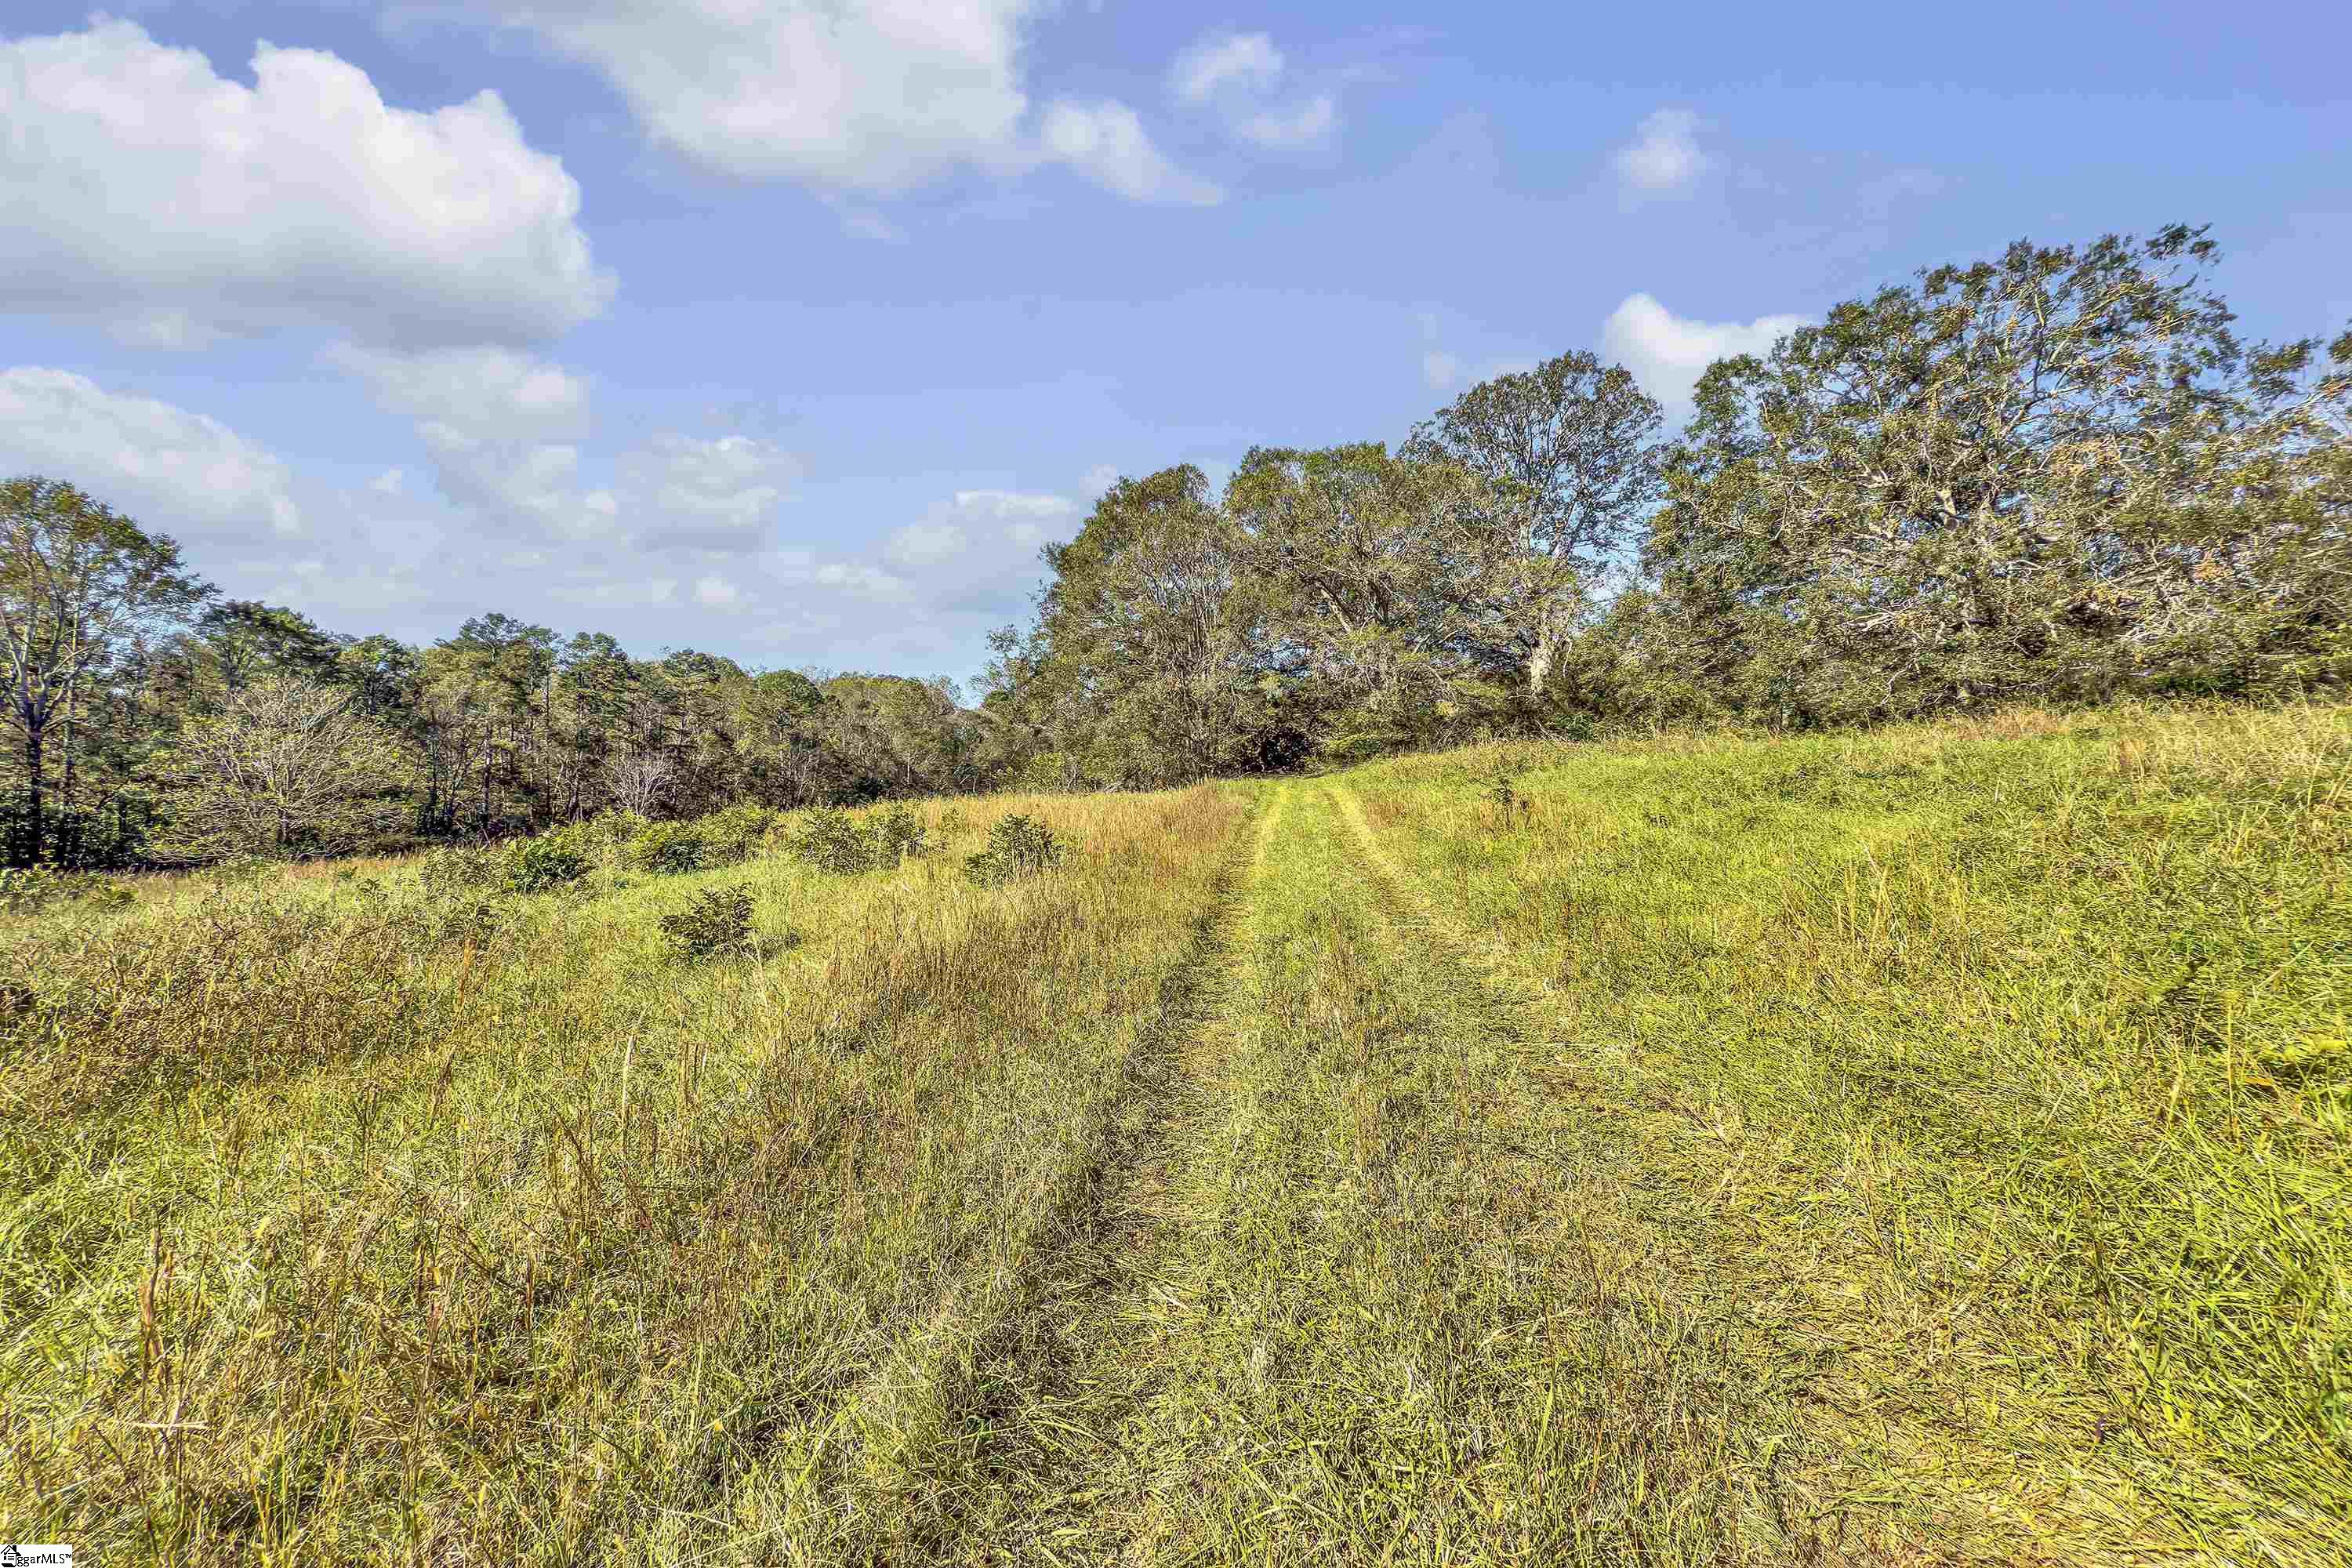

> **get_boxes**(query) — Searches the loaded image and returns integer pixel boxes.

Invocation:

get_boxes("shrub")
[574,809,649,866]
[789,804,932,875]
[964,814,1065,886]
[698,804,778,866]
[419,844,505,897]
[869,805,929,866]
[0,866,134,915]
[506,835,590,894]
[658,885,757,961]
[793,808,873,874]
[632,820,708,876]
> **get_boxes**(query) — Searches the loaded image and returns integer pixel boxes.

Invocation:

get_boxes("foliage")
[0,865,133,915]
[790,804,931,874]
[630,819,710,876]
[2,477,211,866]
[147,677,415,862]
[504,834,590,894]
[655,884,757,961]
[964,813,1065,885]
[1648,225,2352,724]
[695,802,779,865]
[419,844,506,897]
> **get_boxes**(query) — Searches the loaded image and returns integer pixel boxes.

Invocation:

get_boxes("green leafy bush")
[0,867,135,915]
[631,820,709,876]
[657,885,757,961]
[869,805,929,866]
[506,835,590,893]
[790,804,931,874]
[697,804,778,866]
[964,814,1065,886]
[793,808,873,873]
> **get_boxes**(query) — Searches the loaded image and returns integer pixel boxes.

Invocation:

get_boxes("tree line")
[5,225,2347,866]
[986,225,2350,784]
[0,522,1014,866]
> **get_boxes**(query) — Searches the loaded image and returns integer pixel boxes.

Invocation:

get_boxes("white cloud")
[329,345,592,445]
[1237,95,1338,151]
[370,468,407,496]
[1599,293,1808,415]
[463,0,1211,207]
[1171,32,1283,106]
[1611,108,1709,193]
[1040,101,1225,205]
[620,434,800,553]
[1169,29,1338,154]
[1079,465,1120,498]
[885,521,970,568]
[0,368,304,541]
[1421,349,1464,391]
[0,20,611,349]
[693,574,742,608]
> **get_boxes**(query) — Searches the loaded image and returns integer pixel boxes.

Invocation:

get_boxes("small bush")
[419,844,505,897]
[0,867,134,915]
[698,804,778,865]
[426,895,511,949]
[632,820,708,876]
[793,808,874,874]
[869,805,929,866]
[789,804,931,875]
[1480,762,1531,829]
[506,835,590,893]
[964,815,1065,886]
[658,885,757,961]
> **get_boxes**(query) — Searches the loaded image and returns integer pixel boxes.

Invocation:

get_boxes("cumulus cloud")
[1599,293,1808,415]
[620,434,800,553]
[0,20,611,350]
[1040,101,1225,205]
[1171,32,1284,106]
[458,0,1214,205]
[329,345,593,445]
[0,367,304,541]
[1169,28,1339,153]
[1610,108,1709,193]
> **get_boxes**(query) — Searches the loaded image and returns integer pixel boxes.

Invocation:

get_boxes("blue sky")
[3,1,2345,687]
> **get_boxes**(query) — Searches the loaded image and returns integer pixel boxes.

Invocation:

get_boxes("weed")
[505,836,590,893]
[964,813,1064,885]
[656,885,758,960]
[631,819,708,876]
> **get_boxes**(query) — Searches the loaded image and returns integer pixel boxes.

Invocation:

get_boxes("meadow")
[2,699,2347,1566]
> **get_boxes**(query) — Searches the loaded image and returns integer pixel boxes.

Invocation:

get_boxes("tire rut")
[855,785,1287,1566]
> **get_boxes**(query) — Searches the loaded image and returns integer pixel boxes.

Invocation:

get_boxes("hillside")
[2,699,2347,1565]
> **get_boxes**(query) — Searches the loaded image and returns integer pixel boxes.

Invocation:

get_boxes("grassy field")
[2,700,2347,1565]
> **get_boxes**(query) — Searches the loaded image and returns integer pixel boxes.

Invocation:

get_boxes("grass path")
[900,780,1847,1564]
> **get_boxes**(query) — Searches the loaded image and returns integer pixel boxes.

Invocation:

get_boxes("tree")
[187,600,343,694]
[1014,466,1273,786]
[1410,352,1665,695]
[150,677,414,859]
[1650,226,2352,720]
[1,477,211,865]
[1227,443,1513,737]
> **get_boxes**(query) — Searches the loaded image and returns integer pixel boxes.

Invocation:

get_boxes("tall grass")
[0,789,1254,1563]
[1343,699,2352,1563]
[3,702,2345,1565]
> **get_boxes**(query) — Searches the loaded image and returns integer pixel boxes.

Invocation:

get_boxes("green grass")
[2,701,2347,1564]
